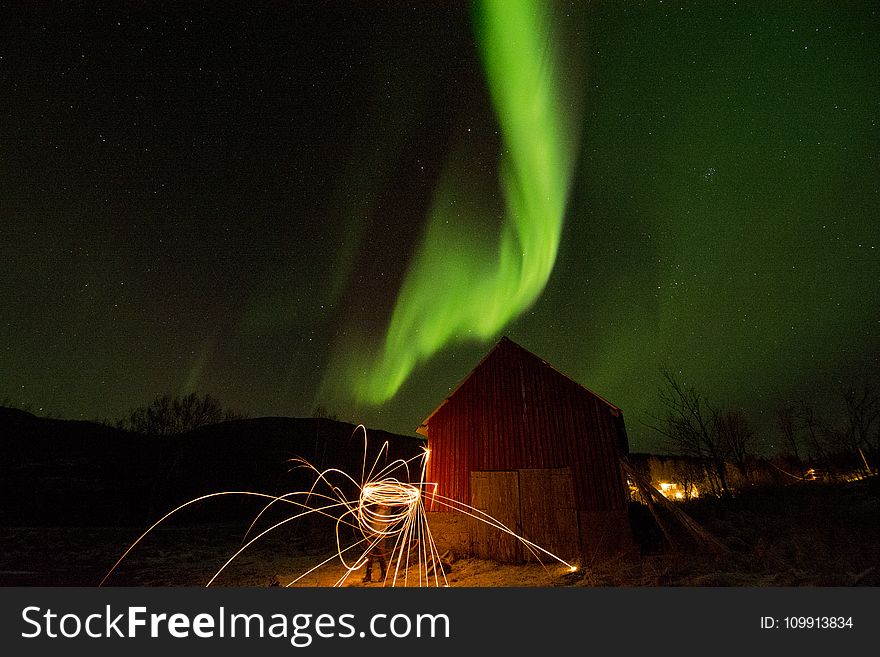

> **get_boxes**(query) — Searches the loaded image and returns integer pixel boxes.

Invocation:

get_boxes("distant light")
[656,481,699,501]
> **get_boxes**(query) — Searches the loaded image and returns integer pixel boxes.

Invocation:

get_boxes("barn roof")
[416,336,621,436]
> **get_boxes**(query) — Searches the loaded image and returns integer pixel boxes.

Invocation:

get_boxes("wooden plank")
[519,468,579,563]
[470,470,521,563]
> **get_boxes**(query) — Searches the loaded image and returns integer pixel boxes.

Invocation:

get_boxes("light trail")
[101,425,576,587]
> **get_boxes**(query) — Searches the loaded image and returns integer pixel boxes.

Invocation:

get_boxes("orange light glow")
[656,481,699,501]
[101,425,574,587]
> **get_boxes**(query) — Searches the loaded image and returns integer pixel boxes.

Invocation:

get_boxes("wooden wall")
[423,338,634,559]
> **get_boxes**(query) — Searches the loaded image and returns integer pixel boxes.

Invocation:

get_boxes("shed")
[418,337,634,562]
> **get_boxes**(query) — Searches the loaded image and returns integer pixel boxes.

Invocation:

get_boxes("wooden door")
[518,468,579,563]
[469,470,521,562]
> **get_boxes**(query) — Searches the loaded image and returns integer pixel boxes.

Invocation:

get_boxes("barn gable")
[419,336,634,561]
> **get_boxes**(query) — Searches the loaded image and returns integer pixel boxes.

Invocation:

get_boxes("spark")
[101,426,575,587]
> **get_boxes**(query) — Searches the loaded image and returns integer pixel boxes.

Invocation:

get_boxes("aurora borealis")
[2,2,878,452]
[323,0,583,405]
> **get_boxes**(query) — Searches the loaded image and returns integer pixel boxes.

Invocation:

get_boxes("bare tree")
[311,405,339,422]
[776,402,805,480]
[776,382,879,480]
[119,393,245,436]
[839,381,879,476]
[670,457,706,500]
[716,408,755,483]
[649,370,732,497]
[793,401,827,465]
[118,393,246,521]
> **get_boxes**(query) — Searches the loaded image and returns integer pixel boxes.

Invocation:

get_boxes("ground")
[2,479,878,587]
[0,524,577,587]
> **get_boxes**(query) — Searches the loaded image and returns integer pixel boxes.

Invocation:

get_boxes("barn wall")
[424,511,472,558]
[424,339,633,557]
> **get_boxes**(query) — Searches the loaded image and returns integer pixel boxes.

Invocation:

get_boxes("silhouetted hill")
[0,408,424,526]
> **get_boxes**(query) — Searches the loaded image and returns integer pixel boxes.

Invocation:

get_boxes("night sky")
[2,2,878,453]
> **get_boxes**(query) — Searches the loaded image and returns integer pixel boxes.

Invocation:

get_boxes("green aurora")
[327,0,584,405]
[1,2,877,453]
[319,2,878,450]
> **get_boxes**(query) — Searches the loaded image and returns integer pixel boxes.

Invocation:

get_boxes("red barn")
[418,337,634,563]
